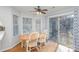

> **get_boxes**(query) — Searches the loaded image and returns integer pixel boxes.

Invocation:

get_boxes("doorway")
[49,15,73,48]
[49,17,58,42]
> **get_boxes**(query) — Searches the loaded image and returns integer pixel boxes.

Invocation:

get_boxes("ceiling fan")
[32,6,48,14]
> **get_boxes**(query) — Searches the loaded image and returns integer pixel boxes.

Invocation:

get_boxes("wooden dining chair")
[28,32,39,52]
[19,34,29,48]
[38,32,47,48]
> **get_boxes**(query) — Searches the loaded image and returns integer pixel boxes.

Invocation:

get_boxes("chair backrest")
[39,32,47,39]
[30,32,39,41]
[39,32,47,42]
[28,32,39,47]
[19,34,29,41]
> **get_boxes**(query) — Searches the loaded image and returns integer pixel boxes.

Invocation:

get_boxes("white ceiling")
[11,6,74,15]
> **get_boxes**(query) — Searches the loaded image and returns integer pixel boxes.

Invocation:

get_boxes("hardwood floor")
[5,41,58,52]
[5,43,26,52]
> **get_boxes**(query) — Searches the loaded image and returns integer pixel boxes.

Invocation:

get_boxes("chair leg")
[38,43,42,49]
[39,42,46,49]
[43,42,46,46]
[26,41,29,52]
[36,46,39,51]
[26,47,28,52]
[21,41,23,48]
[29,47,31,52]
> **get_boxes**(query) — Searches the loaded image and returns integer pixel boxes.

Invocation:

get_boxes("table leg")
[26,41,29,52]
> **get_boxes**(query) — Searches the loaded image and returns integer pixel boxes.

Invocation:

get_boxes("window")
[23,17,32,34]
[13,15,19,36]
[36,19,41,32]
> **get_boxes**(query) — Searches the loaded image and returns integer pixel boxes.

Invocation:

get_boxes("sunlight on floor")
[56,45,73,52]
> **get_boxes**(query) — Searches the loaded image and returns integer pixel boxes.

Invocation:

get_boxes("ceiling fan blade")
[41,11,46,14]
[34,7,41,11]
[42,9,48,11]
[34,8,37,10]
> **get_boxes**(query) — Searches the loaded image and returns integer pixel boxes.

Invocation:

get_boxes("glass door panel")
[49,15,73,49]
[60,15,73,48]
[49,17,58,42]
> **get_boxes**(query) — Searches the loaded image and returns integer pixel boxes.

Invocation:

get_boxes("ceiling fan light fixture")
[36,11,42,15]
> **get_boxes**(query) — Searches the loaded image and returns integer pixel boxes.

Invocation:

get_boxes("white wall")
[0,7,21,51]
[11,7,21,47]
[0,7,13,51]
[0,21,3,26]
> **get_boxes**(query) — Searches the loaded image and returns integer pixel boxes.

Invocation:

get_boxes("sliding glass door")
[60,15,73,48]
[49,14,73,48]
[49,17,58,42]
